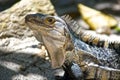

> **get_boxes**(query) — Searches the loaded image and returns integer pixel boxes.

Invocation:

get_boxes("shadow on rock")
[0,50,55,80]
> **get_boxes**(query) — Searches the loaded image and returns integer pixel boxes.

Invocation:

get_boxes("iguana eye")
[44,17,55,25]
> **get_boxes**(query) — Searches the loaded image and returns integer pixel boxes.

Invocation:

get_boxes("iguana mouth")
[25,14,44,25]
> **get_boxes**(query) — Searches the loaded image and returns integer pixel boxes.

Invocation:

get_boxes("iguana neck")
[40,29,74,68]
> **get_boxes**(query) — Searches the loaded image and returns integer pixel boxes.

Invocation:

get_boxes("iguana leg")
[63,62,84,80]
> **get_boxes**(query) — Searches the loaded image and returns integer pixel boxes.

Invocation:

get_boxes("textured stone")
[0,0,55,39]
[0,37,55,80]
[0,0,57,80]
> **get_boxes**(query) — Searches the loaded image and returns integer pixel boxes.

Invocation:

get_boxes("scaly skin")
[62,15,120,53]
[25,13,120,80]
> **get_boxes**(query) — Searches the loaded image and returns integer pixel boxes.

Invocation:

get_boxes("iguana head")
[25,13,72,68]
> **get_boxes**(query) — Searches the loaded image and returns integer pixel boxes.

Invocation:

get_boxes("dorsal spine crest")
[62,15,120,53]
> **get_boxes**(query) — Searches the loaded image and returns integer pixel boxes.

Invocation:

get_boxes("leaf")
[78,4,118,30]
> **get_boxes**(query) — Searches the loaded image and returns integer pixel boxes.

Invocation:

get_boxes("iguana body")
[25,13,120,80]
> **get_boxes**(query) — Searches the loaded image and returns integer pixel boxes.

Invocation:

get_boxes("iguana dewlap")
[25,13,120,80]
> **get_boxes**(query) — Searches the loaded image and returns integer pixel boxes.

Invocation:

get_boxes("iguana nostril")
[25,14,34,22]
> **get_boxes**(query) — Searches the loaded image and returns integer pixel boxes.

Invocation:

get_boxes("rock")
[0,0,55,39]
[0,0,56,80]
[0,37,55,80]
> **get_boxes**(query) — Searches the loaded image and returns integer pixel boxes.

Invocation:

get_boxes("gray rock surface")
[0,0,56,80]
[0,0,55,39]
[0,37,55,80]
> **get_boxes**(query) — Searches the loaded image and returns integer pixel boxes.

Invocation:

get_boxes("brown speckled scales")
[62,15,120,54]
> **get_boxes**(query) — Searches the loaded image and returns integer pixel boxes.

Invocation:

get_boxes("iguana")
[25,13,120,80]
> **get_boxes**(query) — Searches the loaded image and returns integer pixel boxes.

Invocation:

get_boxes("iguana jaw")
[25,13,70,68]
